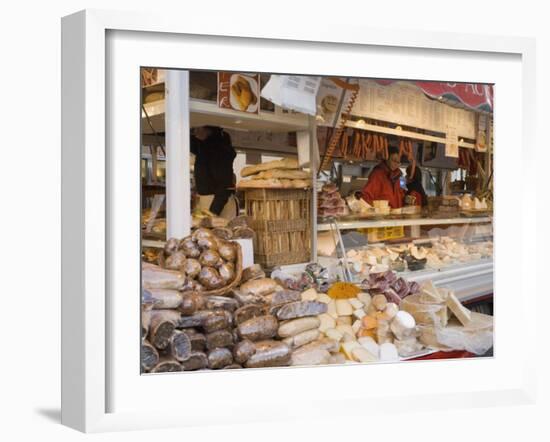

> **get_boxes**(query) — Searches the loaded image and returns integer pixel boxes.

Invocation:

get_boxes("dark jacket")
[190,128,236,215]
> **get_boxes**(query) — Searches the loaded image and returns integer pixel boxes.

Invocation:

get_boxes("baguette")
[241,158,299,177]
[251,169,311,180]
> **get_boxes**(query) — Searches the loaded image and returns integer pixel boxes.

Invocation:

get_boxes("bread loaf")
[241,158,299,177]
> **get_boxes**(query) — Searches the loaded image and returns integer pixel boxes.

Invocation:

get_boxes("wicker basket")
[244,188,311,268]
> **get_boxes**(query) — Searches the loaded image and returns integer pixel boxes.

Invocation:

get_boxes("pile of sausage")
[141,263,345,373]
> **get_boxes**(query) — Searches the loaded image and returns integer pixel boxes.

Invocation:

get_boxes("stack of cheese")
[373,200,390,216]
[401,281,493,355]
[307,287,424,362]
[237,158,311,189]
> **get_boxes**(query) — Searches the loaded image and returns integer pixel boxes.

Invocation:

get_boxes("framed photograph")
[61,9,537,433]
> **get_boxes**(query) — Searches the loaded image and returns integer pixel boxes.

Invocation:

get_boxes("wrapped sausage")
[208,348,233,369]
[164,251,187,270]
[205,329,234,350]
[164,238,179,255]
[180,237,201,259]
[245,341,291,368]
[142,263,186,290]
[150,357,182,373]
[276,301,328,320]
[283,329,320,350]
[147,289,182,310]
[149,310,181,349]
[203,310,233,333]
[199,250,222,268]
[198,266,224,290]
[179,292,206,316]
[238,315,278,341]
[191,228,215,242]
[169,330,192,362]
[181,352,208,371]
[218,262,235,283]
[218,242,237,263]
[141,340,159,372]
[233,339,256,364]
[241,264,265,283]
[182,258,201,279]
[240,278,281,297]
[278,317,320,338]
[182,329,206,352]
[212,227,233,240]
[205,295,239,312]
[234,304,266,325]
[197,236,218,252]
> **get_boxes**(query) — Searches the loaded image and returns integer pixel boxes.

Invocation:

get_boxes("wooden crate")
[244,188,311,268]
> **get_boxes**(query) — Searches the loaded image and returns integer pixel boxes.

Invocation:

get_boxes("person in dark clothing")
[190,126,237,216]
[405,164,428,207]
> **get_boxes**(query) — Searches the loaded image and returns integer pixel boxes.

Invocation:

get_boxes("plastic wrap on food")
[400,294,448,327]
[419,313,493,355]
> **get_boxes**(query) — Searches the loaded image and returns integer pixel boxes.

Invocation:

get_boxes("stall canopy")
[374,80,493,113]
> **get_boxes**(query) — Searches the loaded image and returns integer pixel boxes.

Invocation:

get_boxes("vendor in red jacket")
[361,146,404,208]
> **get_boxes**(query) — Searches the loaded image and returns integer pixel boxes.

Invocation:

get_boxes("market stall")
[139,68,494,373]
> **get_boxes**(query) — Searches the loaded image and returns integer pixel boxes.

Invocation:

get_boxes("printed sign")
[445,125,459,158]
[475,114,488,152]
[218,72,260,114]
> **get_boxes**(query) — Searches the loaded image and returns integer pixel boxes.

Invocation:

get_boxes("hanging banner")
[374,79,493,112]
[217,72,260,114]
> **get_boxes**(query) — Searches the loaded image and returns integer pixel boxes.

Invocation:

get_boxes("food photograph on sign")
[140,68,494,374]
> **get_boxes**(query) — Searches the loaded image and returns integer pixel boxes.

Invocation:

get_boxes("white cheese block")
[446,291,472,326]
[357,292,372,308]
[358,336,379,358]
[325,328,344,342]
[383,303,399,320]
[316,293,332,304]
[348,298,364,310]
[328,353,347,365]
[335,299,354,316]
[353,308,366,320]
[301,288,318,301]
[317,313,336,333]
[336,324,355,340]
[352,319,362,335]
[341,340,362,360]
[327,300,338,319]
[379,342,399,361]
[372,294,387,311]
[352,346,378,363]
[336,316,352,326]
[390,311,416,340]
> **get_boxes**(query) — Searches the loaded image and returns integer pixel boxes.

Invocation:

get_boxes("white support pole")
[165,70,190,239]
[308,115,319,263]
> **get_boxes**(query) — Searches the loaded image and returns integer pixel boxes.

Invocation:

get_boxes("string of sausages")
[399,138,416,179]
[340,129,389,161]
[318,85,360,172]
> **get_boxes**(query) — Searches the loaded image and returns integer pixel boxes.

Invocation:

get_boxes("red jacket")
[362,162,404,208]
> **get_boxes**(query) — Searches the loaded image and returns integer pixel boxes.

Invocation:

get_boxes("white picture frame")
[61,9,537,433]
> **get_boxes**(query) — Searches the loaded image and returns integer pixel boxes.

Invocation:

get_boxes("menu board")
[352,80,476,140]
